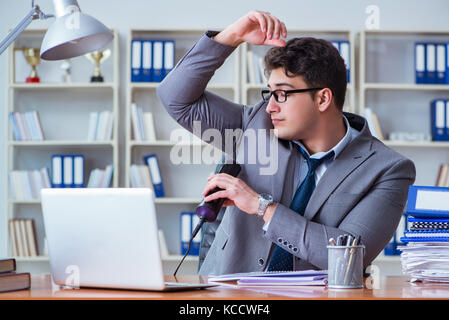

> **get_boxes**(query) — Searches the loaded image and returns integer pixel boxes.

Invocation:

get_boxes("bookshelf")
[240,29,356,113]
[4,29,120,266]
[359,30,449,269]
[359,29,449,183]
[125,29,241,272]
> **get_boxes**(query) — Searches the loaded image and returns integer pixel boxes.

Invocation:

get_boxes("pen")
[329,238,336,246]
[344,235,353,259]
[343,236,359,285]
[336,235,344,246]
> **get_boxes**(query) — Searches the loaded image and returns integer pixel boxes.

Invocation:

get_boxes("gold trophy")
[85,49,111,82]
[22,48,41,83]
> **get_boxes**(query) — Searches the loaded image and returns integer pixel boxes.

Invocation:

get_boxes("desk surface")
[1,275,449,300]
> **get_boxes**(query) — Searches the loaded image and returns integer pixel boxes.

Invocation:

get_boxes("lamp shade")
[40,12,113,61]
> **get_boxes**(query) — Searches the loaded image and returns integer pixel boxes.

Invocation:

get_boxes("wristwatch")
[257,193,274,217]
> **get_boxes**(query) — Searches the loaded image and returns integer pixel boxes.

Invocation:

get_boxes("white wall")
[1,0,449,269]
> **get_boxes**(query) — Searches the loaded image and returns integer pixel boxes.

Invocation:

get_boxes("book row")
[9,111,45,141]
[8,164,114,200]
[129,154,164,197]
[131,39,174,82]
[8,219,39,257]
[436,164,449,187]
[9,168,51,201]
[87,111,114,141]
[130,103,156,141]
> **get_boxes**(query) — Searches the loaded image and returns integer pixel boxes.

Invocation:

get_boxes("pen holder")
[327,245,365,289]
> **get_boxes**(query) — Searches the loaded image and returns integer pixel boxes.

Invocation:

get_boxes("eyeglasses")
[261,88,324,103]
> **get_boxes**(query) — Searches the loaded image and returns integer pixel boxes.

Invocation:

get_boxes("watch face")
[260,193,273,202]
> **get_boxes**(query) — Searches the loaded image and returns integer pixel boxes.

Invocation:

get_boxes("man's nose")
[265,97,280,114]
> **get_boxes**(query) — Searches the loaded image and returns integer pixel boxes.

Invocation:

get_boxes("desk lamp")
[0,0,113,60]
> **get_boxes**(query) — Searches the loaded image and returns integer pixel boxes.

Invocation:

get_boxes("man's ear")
[316,88,333,112]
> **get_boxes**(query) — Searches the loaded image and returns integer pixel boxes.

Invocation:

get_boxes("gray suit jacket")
[157,31,416,276]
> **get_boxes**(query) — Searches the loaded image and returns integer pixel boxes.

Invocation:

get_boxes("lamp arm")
[0,5,53,55]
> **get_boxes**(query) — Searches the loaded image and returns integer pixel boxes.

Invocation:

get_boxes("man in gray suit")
[157,11,416,275]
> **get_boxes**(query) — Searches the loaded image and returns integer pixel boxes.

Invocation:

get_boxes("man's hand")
[202,173,259,215]
[213,10,287,48]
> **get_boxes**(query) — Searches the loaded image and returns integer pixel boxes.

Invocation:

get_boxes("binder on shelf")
[63,155,73,188]
[142,40,153,82]
[73,155,84,188]
[426,43,436,84]
[143,154,165,197]
[180,212,191,255]
[436,43,446,84]
[384,214,407,256]
[163,40,175,79]
[51,155,63,188]
[330,41,350,83]
[430,99,446,141]
[152,40,164,82]
[131,39,143,82]
[415,43,426,84]
[446,101,449,140]
[339,41,350,83]
[446,43,449,85]
[180,212,200,256]
[191,213,201,255]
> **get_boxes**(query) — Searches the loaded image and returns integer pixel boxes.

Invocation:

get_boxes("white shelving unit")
[125,29,241,274]
[3,29,120,270]
[359,30,449,274]
[240,29,356,113]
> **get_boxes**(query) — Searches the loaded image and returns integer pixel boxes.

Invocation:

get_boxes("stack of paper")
[398,186,449,283]
[208,270,327,287]
[399,242,449,283]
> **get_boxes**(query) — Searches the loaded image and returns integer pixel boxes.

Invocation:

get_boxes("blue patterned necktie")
[267,147,335,271]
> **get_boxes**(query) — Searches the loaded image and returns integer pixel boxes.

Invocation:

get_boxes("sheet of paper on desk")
[208,270,327,282]
[237,275,328,286]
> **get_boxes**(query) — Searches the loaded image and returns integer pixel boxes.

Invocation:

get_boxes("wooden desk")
[1,275,449,300]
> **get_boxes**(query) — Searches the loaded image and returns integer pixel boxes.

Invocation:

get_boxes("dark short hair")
[264,37,347,111]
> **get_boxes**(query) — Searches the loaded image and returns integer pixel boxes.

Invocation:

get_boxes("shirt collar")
[294,115,353,160]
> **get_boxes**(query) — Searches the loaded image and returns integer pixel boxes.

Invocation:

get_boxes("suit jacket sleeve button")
[278,238,283,243]
[258,258,264,266]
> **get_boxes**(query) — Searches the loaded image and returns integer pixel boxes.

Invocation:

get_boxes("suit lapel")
[304,149,374,221]
[303,117,375,221]
[271,139,295,204]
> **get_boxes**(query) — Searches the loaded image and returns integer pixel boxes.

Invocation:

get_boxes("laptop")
[41,188,216,291]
